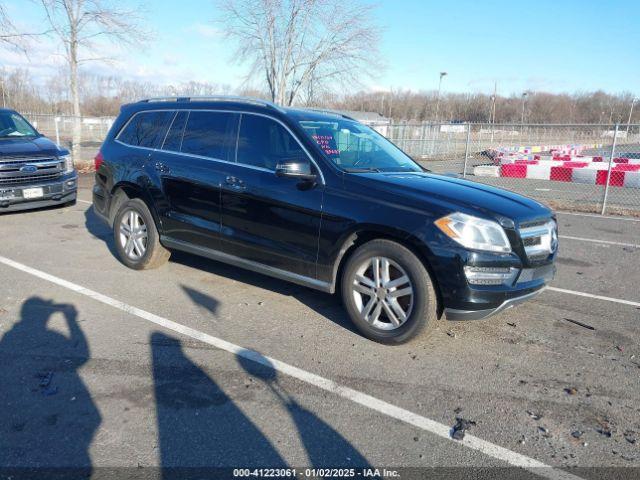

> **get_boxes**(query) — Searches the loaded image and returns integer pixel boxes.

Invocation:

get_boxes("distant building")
[340,110,390,135]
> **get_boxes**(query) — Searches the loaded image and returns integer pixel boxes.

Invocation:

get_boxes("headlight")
[61,154,74,173]
[435,212,512,253]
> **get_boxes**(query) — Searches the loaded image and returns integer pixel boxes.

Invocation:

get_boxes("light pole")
[626,97,637,135]
[434,71,447,121]
[520,91,528,139]
[520,91,528,124]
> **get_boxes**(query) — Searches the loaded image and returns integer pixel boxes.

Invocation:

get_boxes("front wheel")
[341,239,438,344]
[113,198,170,270]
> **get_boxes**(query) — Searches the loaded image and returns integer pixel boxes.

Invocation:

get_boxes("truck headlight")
[435,212,512,253]
[61,155,74,173]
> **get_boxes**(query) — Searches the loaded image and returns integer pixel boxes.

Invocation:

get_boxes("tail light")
[94,151,104,171]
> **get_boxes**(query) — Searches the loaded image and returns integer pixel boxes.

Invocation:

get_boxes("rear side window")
[117,111,173,148]
[181,111,238,161]
[236,114,306,170]
[162,111,188,152]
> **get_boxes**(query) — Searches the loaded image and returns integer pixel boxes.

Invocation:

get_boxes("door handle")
[155,162,170,173]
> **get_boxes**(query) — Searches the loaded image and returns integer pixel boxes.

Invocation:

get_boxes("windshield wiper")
[343,167,382,173]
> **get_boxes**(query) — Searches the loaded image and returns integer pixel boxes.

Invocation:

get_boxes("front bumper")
[439,259,556,320]
[422,241,556,321]
[0,172,78,213]
[444,287,546,320]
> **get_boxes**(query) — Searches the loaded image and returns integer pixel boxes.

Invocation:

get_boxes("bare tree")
[217,0,382,106]
[0,4,34,50]
[37,0,147,161]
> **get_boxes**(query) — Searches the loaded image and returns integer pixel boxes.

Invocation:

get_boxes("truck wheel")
[113,198,170,270]
[341,239,438,344]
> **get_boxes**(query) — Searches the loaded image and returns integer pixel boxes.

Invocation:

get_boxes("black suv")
[93,96,557,344]
[0,108,77,212]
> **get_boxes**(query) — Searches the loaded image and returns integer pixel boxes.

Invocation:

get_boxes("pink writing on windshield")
[312,134,339,156]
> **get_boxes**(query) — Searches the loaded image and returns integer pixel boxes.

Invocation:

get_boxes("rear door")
[150,110,239,251]
[218,113,324,279]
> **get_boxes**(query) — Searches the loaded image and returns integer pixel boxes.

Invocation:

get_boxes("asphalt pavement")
[0,174,639,480]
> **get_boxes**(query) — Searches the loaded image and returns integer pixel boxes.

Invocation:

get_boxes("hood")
[350,171,552,224]
[0,136,62,156]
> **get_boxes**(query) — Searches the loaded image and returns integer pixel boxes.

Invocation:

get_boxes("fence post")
[462,123,471,177]
[54,117,60,146]
[600,124,619,215]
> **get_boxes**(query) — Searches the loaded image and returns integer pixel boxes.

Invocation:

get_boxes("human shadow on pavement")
[237,354,372,469]
[151,332,288,479]
[171,250,359,336]
[0,297,101,478]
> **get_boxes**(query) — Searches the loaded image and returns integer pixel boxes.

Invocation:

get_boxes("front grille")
[519,219,548,229]
[0,155,56,164]
[0,172,62,186]
[0,155,64,185]
[523,237,541,247]
[519,219,557,260]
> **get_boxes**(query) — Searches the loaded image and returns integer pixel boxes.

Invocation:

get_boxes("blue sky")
[3,0,639,96]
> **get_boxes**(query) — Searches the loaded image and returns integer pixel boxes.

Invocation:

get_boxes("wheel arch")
[330,226,444,317]
[109,181,162,232]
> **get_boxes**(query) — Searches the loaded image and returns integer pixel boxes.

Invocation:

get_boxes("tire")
[341,239,438,344]
[113,198,170,270]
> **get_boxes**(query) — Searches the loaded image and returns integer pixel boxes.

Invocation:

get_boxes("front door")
[219,113,324,280]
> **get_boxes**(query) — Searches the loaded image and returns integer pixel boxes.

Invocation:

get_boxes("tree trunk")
[69,36,81,166]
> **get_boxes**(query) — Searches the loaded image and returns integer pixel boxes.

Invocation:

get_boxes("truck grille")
[519,219,558,260]
[0,172,63,185]
[0,156,64,186]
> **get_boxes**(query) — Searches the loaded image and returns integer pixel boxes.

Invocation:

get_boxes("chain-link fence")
[25,114,114,170]
[378,122,640,216]
[21,113,640,216]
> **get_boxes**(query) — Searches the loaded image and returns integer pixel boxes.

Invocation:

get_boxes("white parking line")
[557,211,640,222]
[546,287,640,308]
[0,253,581,480]
[77,199,92,205]
[559,235,639,248]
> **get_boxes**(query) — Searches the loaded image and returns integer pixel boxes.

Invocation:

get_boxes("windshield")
[0,112,39,138]
[298,118,422,173]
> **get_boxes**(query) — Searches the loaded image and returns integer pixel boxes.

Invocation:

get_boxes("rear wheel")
[113,198,170,270]
[341,239,438,344]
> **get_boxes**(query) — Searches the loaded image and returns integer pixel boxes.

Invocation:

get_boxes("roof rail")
[301,108,356,120]
[137,95,285,112]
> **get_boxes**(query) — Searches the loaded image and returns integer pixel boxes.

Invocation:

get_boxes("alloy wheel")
[119,209,148,260]
[352,256,414,330]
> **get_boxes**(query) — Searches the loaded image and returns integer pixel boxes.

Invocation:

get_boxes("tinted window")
[117,111,173,148]
[237,114,306,170]
[181,111,238,160]
[162,111,188,152]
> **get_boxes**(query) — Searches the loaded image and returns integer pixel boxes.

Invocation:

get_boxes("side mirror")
[275,160,316,181]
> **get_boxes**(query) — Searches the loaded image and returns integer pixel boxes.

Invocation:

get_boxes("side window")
[162,111,188,152]
[181,111,238,160]
[237,114,307,170]
[117,111,173,148]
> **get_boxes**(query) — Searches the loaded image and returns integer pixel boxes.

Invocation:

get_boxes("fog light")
[464,266,518,285]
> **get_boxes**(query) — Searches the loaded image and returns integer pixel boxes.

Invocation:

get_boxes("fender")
[109,178,164,233]
[327,224,439,294]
